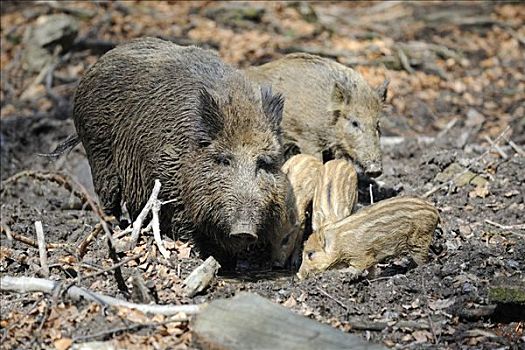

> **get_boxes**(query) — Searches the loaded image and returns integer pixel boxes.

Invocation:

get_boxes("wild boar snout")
[364,161,382,178]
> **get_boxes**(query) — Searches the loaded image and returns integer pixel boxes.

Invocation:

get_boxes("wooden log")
[489,277,525,305]
[489,278,525,322]
[192,292,386,350]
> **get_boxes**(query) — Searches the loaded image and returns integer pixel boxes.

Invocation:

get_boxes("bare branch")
[0,276,203,316]
[130,179,161,247]
[34,221,49,277]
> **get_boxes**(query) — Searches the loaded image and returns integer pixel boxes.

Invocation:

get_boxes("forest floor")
[1,2,524,349]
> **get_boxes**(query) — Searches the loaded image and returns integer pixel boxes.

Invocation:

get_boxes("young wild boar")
[297,197,439,279]
[271,154,323,268]
[311,159,358,232]
[73,37,288,267]
[245,53,388,177]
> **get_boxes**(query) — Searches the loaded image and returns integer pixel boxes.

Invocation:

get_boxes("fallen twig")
[0,276,203,316]
[346,317,432,331]
[184,256,221,297]
[151,199,170,259]
[76,224,102,258]
[0,222,13,242]
[2,170,128,293]
[34,221,49,277]
[484,135,508,159]
[128,179,170,258]
[131,273,153,304]
[423,126,510,198]
[380,136,435,147]
[279,45,352,59]
[437,118,458,139]
[1,224,69,250]
[62,173,128,294]
[1,171,88,205]
[396,47,414,73]
[506,138,525,157]
[79,253,144,284]
[62,253,145,298]
[130,180,161,246]
[316,286,348,311]
[366,275,408,284]
[485,219,525,231]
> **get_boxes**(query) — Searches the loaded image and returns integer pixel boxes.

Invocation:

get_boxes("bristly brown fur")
[73,37,288,267]
[312,159,358,232]
[246,52,388,177]
[298,196,440,279]
[271,154,323,268]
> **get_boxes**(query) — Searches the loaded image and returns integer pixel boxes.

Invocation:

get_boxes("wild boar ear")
[261,86,284,129]
[198,88,223,140]
[329,82,348,124]
[376,79,389,103]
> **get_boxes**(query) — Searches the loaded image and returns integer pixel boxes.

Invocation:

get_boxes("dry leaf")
[54,337,72,350]
[0,247,12,260]
[504,190,519,197]
[428,297,455,310]
[165,322,184,336]
[283,295,297,308]
[176,241,192,259]
[413,330,432,343]
[401,334,413,342]
[383,339,395,347]
[469,183,489,198]
[117,307,148,323]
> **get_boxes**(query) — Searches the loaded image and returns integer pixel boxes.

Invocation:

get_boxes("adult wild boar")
[245,53,388,177]
[73,37,288,266]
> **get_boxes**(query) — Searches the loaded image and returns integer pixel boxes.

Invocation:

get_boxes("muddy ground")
[1,2,524,349]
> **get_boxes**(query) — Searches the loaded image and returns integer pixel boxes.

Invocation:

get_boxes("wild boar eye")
[307,251,315,260]
[256,155,275,172]
[351,120,360,129]
[281,233,290,245]
[215,154,231,166]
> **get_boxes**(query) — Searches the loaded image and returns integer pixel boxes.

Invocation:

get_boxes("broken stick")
[127,179,170,258]
[34,221,49,277]
[151,199,170,259]
[484,135,508,159]
[130,179,161,246]
[0,275,202,316]
[183,256,221,297]
[1,225,68,250]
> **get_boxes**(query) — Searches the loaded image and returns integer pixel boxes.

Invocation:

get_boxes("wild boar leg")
[82,140,122,218]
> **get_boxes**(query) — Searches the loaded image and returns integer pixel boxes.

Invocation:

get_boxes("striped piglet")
[298,197,439,279]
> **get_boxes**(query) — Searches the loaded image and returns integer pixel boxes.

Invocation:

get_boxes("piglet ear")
[261,86,284,130]
[376,79,389,103]
[198,88,223,143]
[322,229,336,252]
